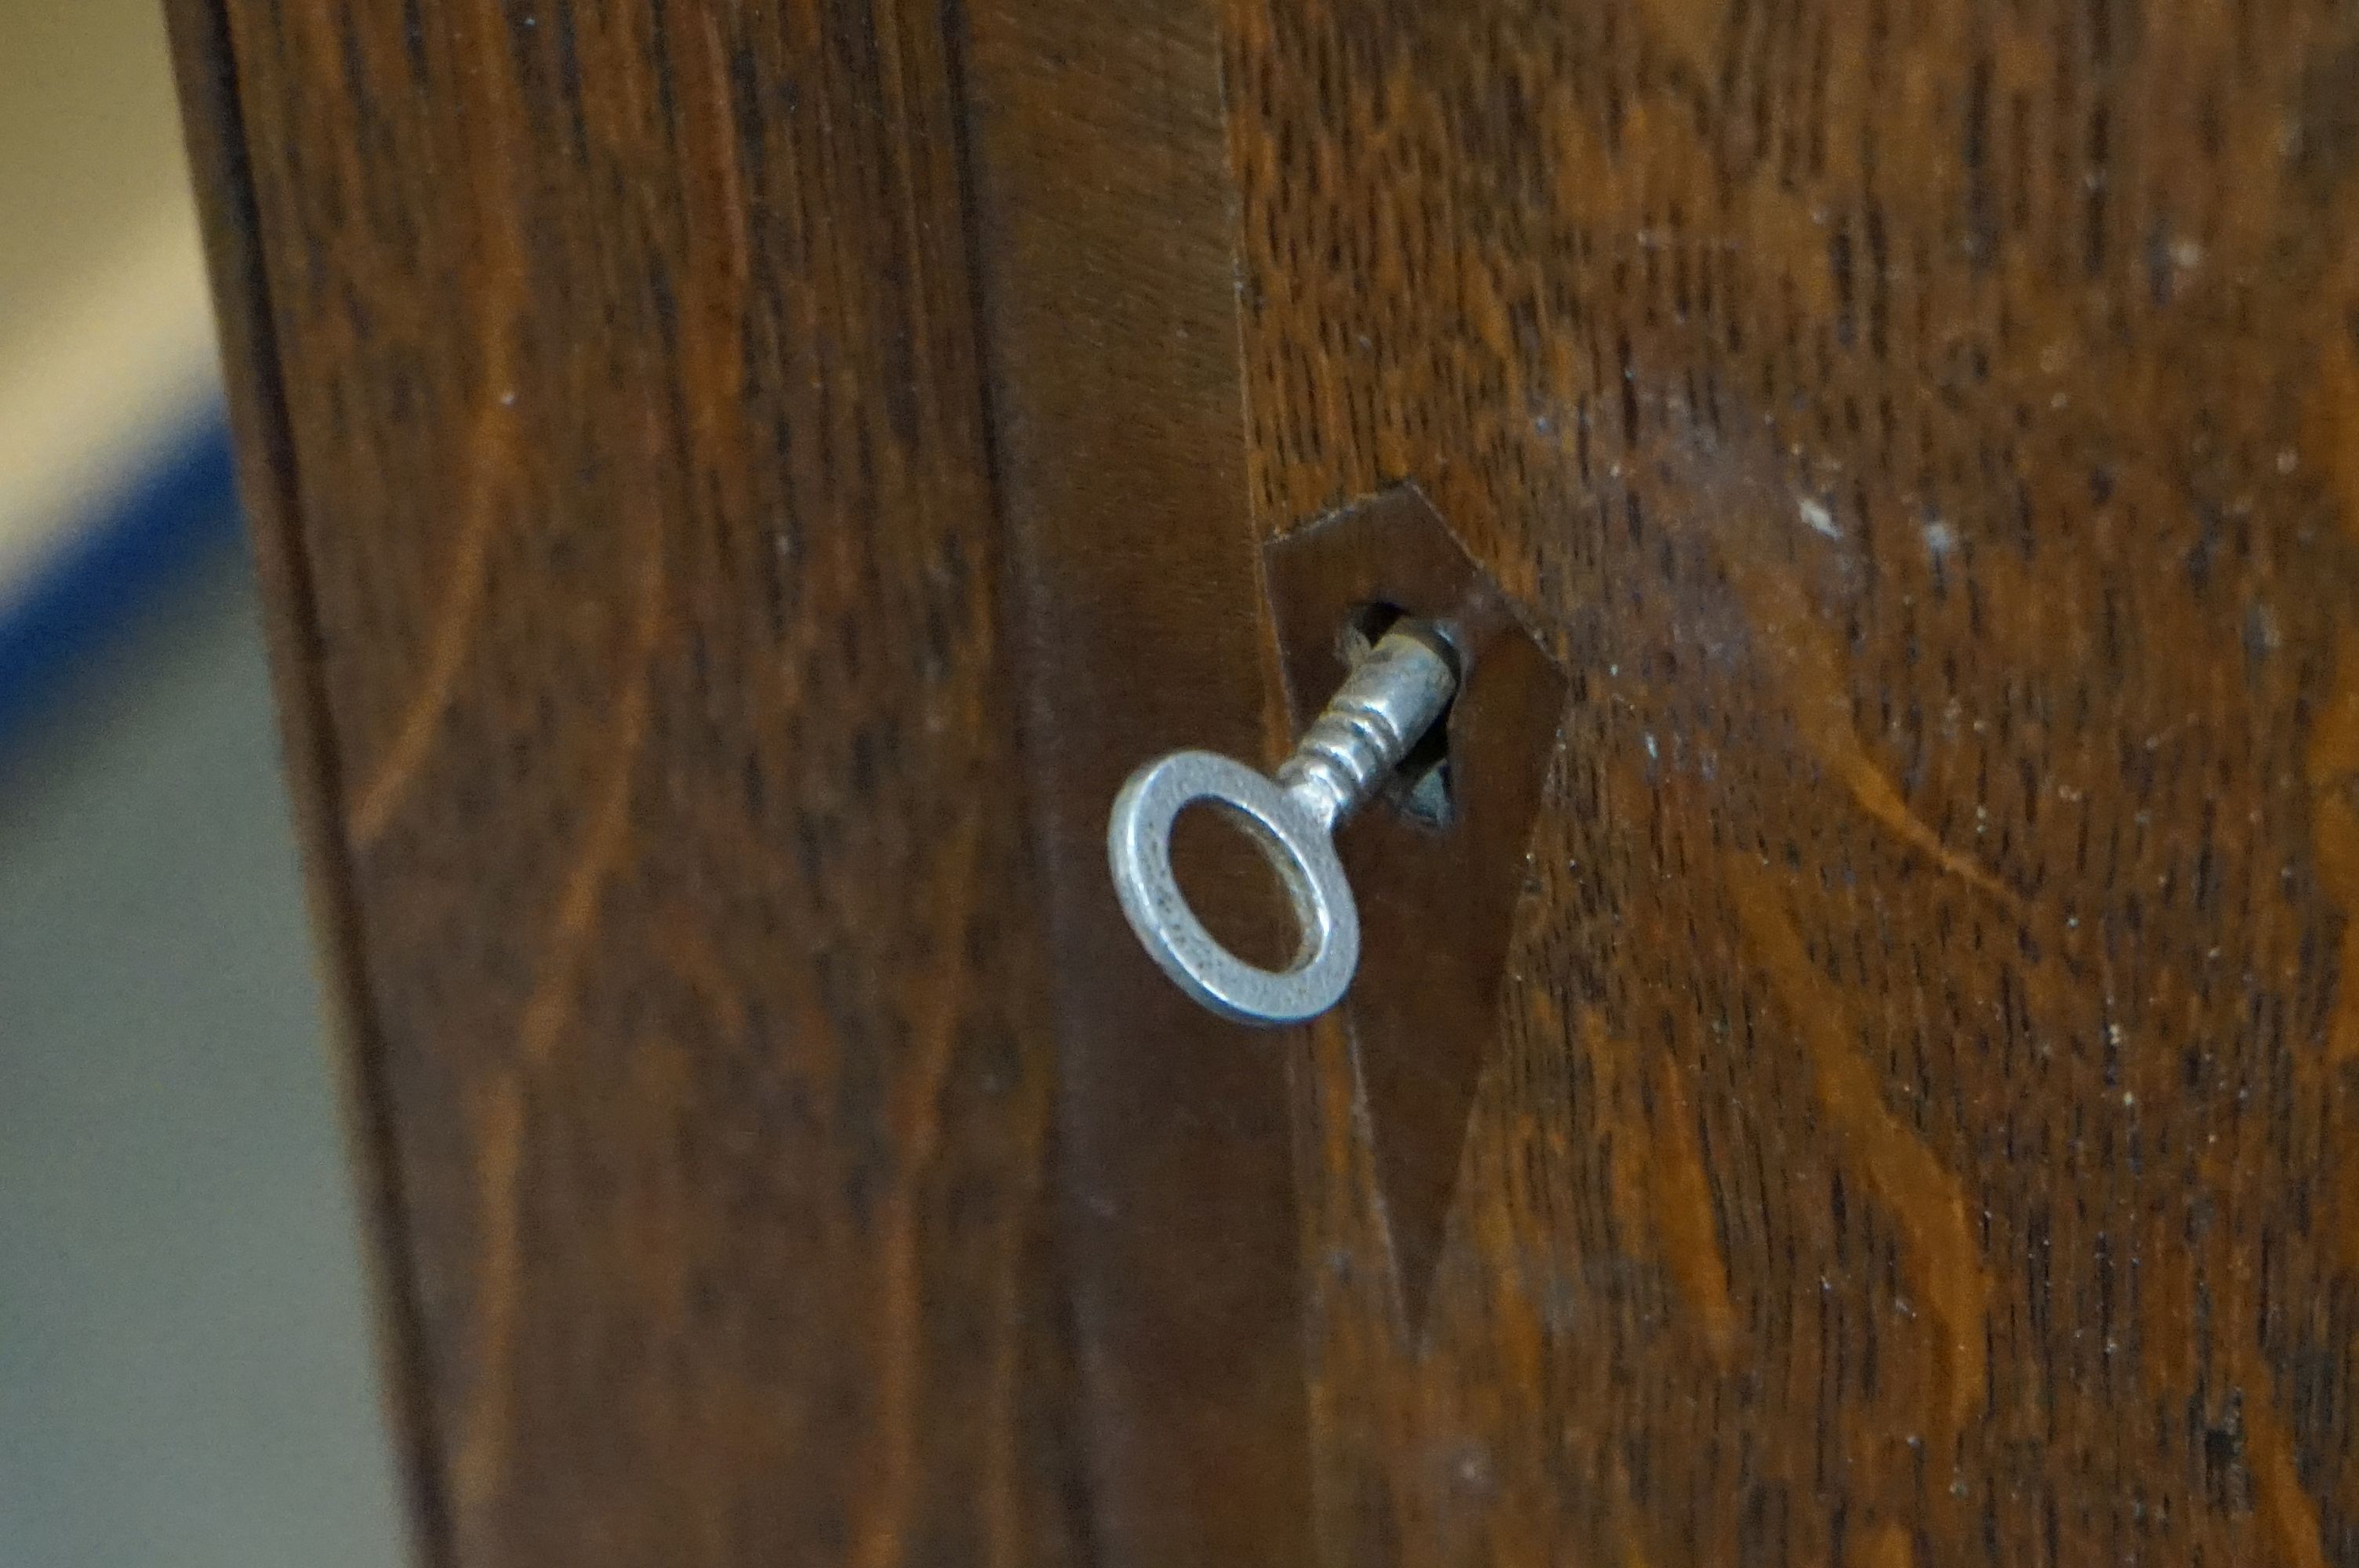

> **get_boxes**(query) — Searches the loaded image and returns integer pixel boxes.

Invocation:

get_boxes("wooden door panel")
[1227,0,2359,1561]
[171,0,2359,1562]
[169,2,1083,1563]
[957,2,1311,1563]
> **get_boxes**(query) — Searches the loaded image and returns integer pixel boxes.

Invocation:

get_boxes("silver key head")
[1105,750,1360,1025]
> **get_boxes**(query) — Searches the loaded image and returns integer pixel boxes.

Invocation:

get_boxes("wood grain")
[171,2,1085,1563]
[1262,488,1568,1337]
[1224,0,2359,1560]
[178,0,2359,1558]
[956,2,1312,1563]
[165,6,451,1562]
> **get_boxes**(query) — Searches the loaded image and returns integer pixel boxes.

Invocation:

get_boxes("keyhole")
[1343,601,1456,829]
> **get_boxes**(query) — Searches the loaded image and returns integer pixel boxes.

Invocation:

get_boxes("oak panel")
[958,1,1311,1561]
[1226,0,2359,1560]
[173,2,1083,1563]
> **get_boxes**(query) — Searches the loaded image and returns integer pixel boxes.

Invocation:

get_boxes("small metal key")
[1107,623,1458,1025]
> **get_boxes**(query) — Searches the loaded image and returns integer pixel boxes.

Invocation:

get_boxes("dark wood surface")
[168,2,1085,1563]
[175,0,2359,1561]
[1227,0,2359,1560]
[163,6,453,1562]
[1262,488,1569,1337]
[956,2,1312,1562]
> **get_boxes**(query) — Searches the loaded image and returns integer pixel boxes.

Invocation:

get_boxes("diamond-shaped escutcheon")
[1264,486,1568,1334]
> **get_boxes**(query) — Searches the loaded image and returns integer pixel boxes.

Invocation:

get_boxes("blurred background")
[0,2,406,1562]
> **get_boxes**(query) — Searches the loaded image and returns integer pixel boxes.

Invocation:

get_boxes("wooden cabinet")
[171,0,2359,1562]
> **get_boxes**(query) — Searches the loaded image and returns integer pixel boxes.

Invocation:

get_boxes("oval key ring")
[1107,751,1361,1023]
[1105,625,1457,1025]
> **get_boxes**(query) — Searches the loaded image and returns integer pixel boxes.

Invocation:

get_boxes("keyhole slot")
[1342,602,1459,829]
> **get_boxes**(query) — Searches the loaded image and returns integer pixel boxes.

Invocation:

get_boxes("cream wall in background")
[0,0,222,598]
[0,3,409,1564]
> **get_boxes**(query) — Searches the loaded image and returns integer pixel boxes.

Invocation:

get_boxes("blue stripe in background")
[0,408,244,749]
